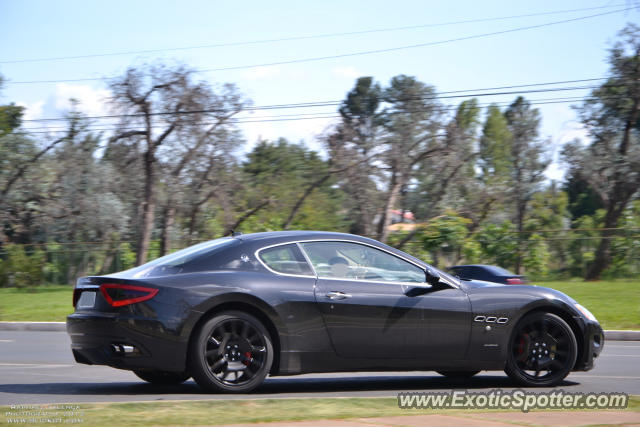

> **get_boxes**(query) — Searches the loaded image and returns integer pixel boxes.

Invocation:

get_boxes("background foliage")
[0,25,639,287]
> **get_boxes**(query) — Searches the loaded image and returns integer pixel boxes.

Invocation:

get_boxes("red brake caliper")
[242,352,253,366]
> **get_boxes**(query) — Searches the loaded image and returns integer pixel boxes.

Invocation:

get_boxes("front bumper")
[66,312,189,373]
[573,317,604,371]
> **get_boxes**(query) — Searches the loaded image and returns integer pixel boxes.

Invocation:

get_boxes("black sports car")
[67,231,603,393]
[449,264,528,285]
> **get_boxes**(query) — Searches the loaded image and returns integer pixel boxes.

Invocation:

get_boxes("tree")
[0,79,67,244]
[563,24,640,279]
[504,97,550,273]
[563,169,604,220]
[108,64,247,263]
[376,75,446,243]
[241,139,346,232]
[466,104,514,228]
[326,77,383,237]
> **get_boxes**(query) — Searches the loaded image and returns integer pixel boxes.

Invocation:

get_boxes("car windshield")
[119,238,236,278]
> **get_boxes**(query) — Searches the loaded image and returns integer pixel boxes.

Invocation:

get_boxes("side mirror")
[425,268,441,286]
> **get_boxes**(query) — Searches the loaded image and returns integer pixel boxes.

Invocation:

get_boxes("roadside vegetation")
[0,281,637,329]
[0,396,638,426]
[0,285,72,322]
[1,25,639,290]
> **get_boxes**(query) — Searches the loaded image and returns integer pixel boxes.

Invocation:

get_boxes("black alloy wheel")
[189,311,273,393]
[505,312,577,387]
[133,369,191,385]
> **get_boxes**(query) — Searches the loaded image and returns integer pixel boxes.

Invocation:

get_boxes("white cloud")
[53,83,111,117]
[331,66,362,79]
[544,121,591,182]
[556,122,590,146]
[16,100,45,121]
[239,115,336,156]
[241,66,281,81]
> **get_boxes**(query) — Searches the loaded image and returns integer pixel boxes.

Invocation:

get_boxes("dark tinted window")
[259,244,314,276]
[482,265,514,276]
[128,238,237,278]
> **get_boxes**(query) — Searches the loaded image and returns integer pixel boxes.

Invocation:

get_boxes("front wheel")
[133,370,190,385]
[505,312,577,387]
[188,311,273,393]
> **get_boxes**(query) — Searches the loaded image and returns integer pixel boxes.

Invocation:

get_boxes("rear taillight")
[99,283,158,307]
[506,278,524,285]
[72,288,82,307]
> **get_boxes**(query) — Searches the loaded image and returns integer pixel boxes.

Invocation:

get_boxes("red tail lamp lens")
[507,278,524,285]
[100,283,158,307]
[72,288,82,307]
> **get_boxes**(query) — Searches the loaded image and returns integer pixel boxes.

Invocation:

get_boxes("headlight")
[575,303,598,322]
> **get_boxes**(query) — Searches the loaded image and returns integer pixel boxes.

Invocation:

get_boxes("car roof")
[232,230,427,266]
[234,230,375,244]
[450,264,495,269]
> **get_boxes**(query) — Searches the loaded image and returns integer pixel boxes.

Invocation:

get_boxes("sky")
[0,0,637,181]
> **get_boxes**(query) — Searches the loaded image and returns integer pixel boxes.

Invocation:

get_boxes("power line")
[5,7,633,86]
[18,94,619,134]
[198,8,633,73]
[20,81,602,124]
[0,4,628,65]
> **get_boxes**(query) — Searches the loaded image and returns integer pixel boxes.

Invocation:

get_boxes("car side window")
[299,241,425,283]
[259,244,314,276]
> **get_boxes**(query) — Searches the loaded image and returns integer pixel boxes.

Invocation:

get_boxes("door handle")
[325,291,352,300]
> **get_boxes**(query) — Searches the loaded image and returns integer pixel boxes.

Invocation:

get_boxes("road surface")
[0,331,638,404]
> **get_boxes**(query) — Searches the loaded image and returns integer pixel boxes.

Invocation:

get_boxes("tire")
[188,310,274,393]
[505,312,577,387]
[133,369,190,385]
[436,370,480,379]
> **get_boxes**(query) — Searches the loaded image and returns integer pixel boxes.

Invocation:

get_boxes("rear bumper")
[66,313,189,373]
[573,318,604,371]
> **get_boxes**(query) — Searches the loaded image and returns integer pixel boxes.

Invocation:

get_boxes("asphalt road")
[0,331,638,404]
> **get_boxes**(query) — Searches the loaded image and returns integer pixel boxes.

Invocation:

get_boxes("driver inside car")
[328,256,349,278]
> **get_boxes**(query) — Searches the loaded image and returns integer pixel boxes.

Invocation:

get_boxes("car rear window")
[258,244,314,276]
[127,238,237,278]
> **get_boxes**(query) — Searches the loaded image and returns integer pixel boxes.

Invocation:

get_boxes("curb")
[0,322,639,340]
[604,330,640,341]
[0,321,66,331]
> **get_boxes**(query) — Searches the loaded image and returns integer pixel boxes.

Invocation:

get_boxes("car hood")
[460,280,577,304]
[460,279,506,288]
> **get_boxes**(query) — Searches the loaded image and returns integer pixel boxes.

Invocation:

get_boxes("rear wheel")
[133,370,190,385]
[505,312,577,387]
[189,311,273,393]
[436,370,480,379]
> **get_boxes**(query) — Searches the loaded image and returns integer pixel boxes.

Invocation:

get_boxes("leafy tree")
[0,244,47,288]
[504,97,550,273]
[563,169,604,220]
[474,221,519,270]
[418,211,472,268]
[327,76,383,237]
[241,139,346,232]
[562,24,640,279]
[0,75,25,136]
[108,64,248,263]
[409,99,481,218]
[461,104,512,230]
[521,234,551,279]
[376,75,446,242]
[525,185,571,273]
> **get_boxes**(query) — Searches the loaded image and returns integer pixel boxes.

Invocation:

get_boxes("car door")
[300,241,471,360]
